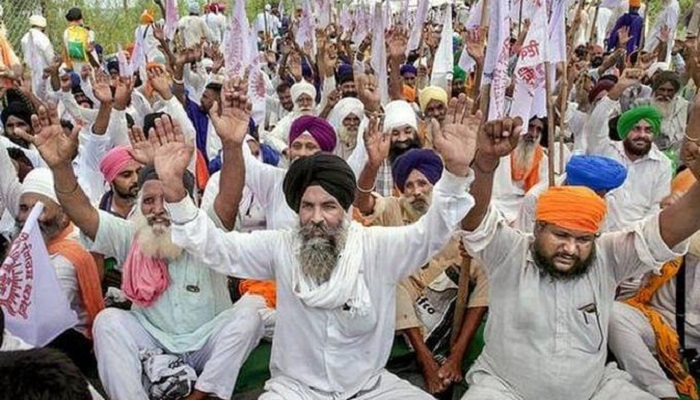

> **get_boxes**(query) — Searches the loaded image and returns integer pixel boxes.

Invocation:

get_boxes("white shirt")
[461,207,687,400]
[205,12,227,44]
[51,254,88,335]
[643,0,680,61]
[167,171,475,395]
[20,28,54,74]
[584,96,672,231]
[255,12,281,36]
[178,15,214,49]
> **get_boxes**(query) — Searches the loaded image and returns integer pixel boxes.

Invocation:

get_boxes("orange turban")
[239,280,277,308]
[629,0,641,7]
[403,85,416,102]
[140,9,155,25]
[536,187,607,234]
[672,169,696,195]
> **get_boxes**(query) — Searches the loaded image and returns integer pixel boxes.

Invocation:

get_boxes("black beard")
[388,138,421,163]
[532,244,596,282]
[7,135,30,149]
[623,137,652,157]
[113,184,139,201]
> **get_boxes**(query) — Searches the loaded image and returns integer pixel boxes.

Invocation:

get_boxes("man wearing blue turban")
[515,155,628,233]
[355,148,489,396]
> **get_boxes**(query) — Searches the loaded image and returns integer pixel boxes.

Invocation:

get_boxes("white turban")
[645,62,669,78]
[290,80,317,103]
[29,15,47,28]
[383,100,418,133]
[327,98,364,132]
[21,168,58,204]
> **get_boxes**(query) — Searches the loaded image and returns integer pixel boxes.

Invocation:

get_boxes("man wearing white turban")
[327,97,365,160]
[263,80,318,158]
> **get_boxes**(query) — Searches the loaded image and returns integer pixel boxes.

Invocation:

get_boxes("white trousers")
[93,294,265,400]
[608,301,682,399]
[259,370,435,400]
[461,362,657,400]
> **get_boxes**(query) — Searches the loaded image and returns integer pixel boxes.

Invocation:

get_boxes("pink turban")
[99,146,138,183]
[288,116,337,152]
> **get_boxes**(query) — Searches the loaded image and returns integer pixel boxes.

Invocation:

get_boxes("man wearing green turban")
[616,106,662,157]
[451,65,467,98]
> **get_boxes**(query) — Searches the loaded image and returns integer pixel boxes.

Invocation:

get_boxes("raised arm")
[208,78,250,231]
[658,93,700,249]
[90,71,114,136]
[387,28,408,101]
[354,116,390,215]
[15,106,100,240]
[461,117,522,232]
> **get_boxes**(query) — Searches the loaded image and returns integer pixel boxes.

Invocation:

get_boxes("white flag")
[407,0,430,52]
[483,0,512,119]
[547,0,567,64]
[431,2,454,90]
[224,0,251,79]
[247,54,268,126]
[117,45,132,78]
[0,203,78,347]
[164,0,179,40]
[510,0,549,124]
[370,2,389,105]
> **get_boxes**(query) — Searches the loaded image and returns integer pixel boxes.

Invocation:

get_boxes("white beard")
[337,126,358,150]
[514,141,537,171]
[651,98,672,119]
[131,211,183,260]
[296,220,347,286]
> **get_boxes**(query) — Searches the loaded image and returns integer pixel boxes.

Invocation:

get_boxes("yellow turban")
[536,187,607,234]
[419,86,448,113]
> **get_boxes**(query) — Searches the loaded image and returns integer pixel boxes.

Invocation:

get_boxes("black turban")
[1,101,32,129]
[283,153,356,213]
[137,165,195,199]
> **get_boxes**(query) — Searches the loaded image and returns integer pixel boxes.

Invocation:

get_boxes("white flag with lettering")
[484,0,512,119]
[0,203,77,347]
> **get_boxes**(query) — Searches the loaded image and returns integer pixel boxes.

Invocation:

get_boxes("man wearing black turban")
[1,101,34,148]
[164,89,482,399]
[282,153,356,213]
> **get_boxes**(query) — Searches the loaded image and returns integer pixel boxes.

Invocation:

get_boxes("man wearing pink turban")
[287,115,337,160]
[98,146,141,218]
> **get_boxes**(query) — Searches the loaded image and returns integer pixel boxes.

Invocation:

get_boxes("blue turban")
[400,64,417,76]
[392,149,444,193]
[566,155,627,193]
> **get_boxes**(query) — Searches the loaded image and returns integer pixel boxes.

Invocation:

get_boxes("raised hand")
[287,51,303,82]
[127,125,156,165]
[433,94,480,176]
[465,28,485,64]
[617,26,632,47]
[152,115,194,185]
[147,65,173,100]
[388,27,408,62]
[59,73,73,93]
[363,115,389,167]
[477,116,523,162]
[356,73,381,112]
[153,23,166,43]
[608,68,643,100]
[80,64,94,82]
[15,105,79,168]
[659,24,670,43]
[209,77,252,145]
[93,70,113,104]
[113,76,134,111]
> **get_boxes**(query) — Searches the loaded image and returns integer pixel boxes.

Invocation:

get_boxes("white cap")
[265,4,272,11]
[21,168,58,205]
[29,15,47,28]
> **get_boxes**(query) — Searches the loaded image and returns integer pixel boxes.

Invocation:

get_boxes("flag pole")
[559,61,568,178]
[545,61,556,187]
[588,0,601,45]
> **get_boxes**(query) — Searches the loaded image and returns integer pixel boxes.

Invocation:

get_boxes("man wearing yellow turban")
[458,113,700,400]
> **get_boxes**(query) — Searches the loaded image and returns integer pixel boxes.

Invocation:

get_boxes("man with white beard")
[159,87,481,399]
[263,80,318,157]
[327,97,364,160]
[23,106,265,400]
[490,116,570,224]
[634,71,689,162]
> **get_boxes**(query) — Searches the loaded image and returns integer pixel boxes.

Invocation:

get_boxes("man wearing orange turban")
[459,115,700,400]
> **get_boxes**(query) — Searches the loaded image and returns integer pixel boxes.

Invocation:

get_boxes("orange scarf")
[239,280,277,308]
[510,145,544,193]
[625,258,699,400]
[47,224,104,338]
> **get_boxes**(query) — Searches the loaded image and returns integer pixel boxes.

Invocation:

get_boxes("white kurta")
[460,207,687,400]
[167,171,475,397]
[584,96,672,231]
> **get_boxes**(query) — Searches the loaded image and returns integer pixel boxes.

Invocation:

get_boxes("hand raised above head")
[209,77,252,146]
[433,94,482,176]
[15,105,79,169]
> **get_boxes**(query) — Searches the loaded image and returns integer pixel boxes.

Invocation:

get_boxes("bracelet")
[356,183,375,194]
[172,76,184,85]
[55,182,79,196]
[686,134,700,143]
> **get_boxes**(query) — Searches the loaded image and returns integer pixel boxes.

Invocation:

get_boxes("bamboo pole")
[559,61,568,178]
[545,61,556,187]
[588,0,600,45]
[470,0,490,114]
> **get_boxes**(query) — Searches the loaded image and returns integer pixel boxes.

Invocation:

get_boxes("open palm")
[18,106,79,168]
[363,116,389,167]
[433,95,480,176]
[151,116,194,182]
[209,78,252,145]
[127,125,156,165]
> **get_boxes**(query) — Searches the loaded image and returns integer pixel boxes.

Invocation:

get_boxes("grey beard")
[297,221,347,286]
[514,141,537,171]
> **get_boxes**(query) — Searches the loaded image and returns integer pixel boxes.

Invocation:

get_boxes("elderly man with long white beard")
[458,107,700,399]
[264,80,318,158]
[22,106,265,400]
[327,97,364,160]
[160,88,481,399]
